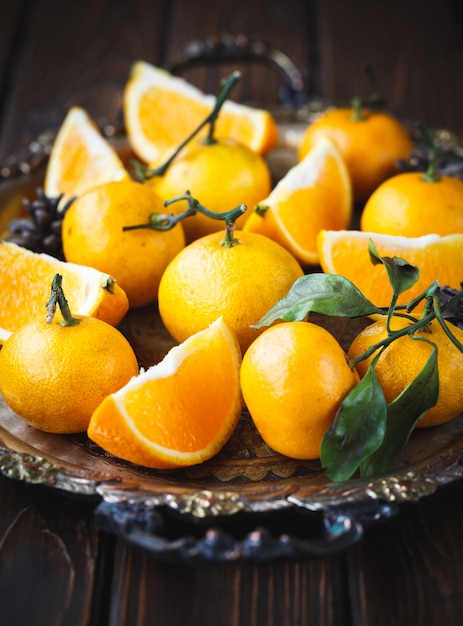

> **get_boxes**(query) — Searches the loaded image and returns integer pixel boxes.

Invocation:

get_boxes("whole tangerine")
[157,222,304,353]
[62,179,185,308]
[0,275,139,433]
[146,138,272,243]
[347,316,463,427]
[240,321,360,460]
[361,171,463,236]
[298,103,413,202]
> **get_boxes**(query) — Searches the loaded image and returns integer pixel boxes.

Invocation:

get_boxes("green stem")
[46,274,80,327]
[351,97,365,122]
[418,123,441,183]
[139,71,241,179]
[348,288,463,369]
[363,64,386,108]
[122,191,247,240]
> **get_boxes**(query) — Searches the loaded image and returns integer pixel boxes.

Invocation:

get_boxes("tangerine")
[317,229,463,310]
[0,241,129,343]
[147,138,271,242]
[361,171,463,236]
[124,61,278,165]
[62,179,185,308]
[0,275,139,433]
[44,106,129,206]
[298,104,413,202]
[88,316,242,469]
[240,321,359,459]
[347,317,463,427]
[158,223,304,353]
[243,136,352,265]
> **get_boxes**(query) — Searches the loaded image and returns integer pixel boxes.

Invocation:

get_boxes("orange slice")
[317,230,463,309]
[243,137,352,265]
[44,106,130,205]
[87,316,243,469]
[0,241,129,343]
[123,61,279,165]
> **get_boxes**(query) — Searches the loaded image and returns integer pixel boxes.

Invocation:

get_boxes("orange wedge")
[87,316,243,469]
[243,137,352,265]
[317,230,463,309]
[44,106,130,205]
[123,61,279,165]
[0,241,129,343]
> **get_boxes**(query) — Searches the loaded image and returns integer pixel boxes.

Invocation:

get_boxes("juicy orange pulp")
[317,230,463,310]
[0,241,129,343]
[87,317,243,469]
[244,136,352,265]
[124,61,279,166]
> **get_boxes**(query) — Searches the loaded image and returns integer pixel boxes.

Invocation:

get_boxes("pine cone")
[6,188,74,260]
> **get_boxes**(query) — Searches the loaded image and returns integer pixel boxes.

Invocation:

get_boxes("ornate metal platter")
[1,42,463,562]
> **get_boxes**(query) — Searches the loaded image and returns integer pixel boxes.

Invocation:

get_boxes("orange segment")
[0,241,129,343]
[123,61,279,165]
[317,230,463,309]
[87,316,243,469]
[243,137,352,265]
[44,106,130,205]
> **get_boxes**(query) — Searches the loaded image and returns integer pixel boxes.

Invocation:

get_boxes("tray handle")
[165,32,311,107]
[94,498,397,563]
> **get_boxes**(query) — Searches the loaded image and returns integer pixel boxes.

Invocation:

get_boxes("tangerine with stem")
[0,274,139,433]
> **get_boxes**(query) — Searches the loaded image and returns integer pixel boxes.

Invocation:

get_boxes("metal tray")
[1,39,463,563]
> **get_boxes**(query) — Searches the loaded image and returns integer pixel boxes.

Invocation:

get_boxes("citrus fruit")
[298,105,413,202]
[347,316,463,427]
[361,171,463,236]
[44,106,130,205]
[0,241,129,343]
[243,136,352,265]
[158,228,304,353]
[240,321,359,460]
[87,316,242,469]
[62,179,185,308]
[123,61,279,165]
[146,138,272,242]
[0,278,139,434]
[317,230,463,310]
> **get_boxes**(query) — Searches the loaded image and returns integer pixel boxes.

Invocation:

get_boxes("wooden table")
[1,1,463,624]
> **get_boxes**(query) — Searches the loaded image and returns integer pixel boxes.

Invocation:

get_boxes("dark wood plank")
[0,475,99,626]
[107,543,350,626]
[164,0,314,108]
[348,480,463,625]
[316,0,463,134]
[0,0,169,159]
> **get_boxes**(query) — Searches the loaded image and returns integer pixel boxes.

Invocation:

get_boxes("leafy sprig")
[254,239,463,482]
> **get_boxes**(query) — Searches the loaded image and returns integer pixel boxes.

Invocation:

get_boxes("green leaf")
[320,359,387,482]
[253,273,382,329]
[359,338,439,477]
[368,239,420,297]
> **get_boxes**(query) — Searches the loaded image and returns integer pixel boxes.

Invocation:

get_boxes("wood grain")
[107,543,351,626]
[316,0,463,133]
[0,477,98,626]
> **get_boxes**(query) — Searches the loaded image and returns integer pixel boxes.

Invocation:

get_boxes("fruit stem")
[46,274,81,327]
[363,64,386,108]
[348,287,463,368]
[137,72,241,179]
[351,98,366,122]
[203,71,241,145]
[122,191,247,235]
[418,123,441,183]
